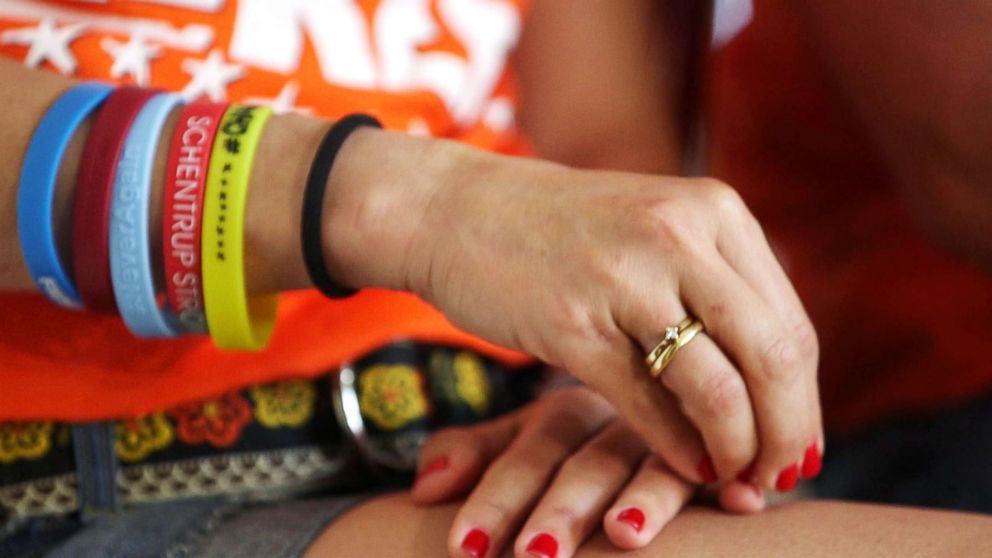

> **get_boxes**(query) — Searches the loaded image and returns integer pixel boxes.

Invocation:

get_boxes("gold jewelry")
[646,317,704,377]
[675,320,704,350]
[645,317,692,367]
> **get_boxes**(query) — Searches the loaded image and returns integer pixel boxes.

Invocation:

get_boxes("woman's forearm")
[0,58,72,289]
[0,60,825,487]
[0,57,469,296]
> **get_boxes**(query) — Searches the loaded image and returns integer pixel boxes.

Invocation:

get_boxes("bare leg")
[305,493,992,558]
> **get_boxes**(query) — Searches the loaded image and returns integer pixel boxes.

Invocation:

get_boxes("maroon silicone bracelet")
[72,86,159,313]
[161,101,227,333]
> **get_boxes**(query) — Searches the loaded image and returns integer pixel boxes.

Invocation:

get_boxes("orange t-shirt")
[0,0,531,421]
[708,0,992,432]
[8,0,989,433]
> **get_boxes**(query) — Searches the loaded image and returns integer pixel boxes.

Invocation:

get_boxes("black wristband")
[301,114,382,299]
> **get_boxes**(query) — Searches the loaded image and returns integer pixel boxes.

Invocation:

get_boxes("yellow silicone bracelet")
[202,105,276,350]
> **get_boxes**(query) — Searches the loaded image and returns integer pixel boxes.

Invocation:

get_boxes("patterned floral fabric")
[0,422,54,465]
[0,342,542,521]
[250,381,318,429]
[358,364,430,432]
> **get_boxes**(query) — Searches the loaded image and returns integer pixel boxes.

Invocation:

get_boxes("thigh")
[305,493,992,558]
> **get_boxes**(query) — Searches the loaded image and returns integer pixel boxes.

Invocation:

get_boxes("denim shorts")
[1,492,375,558]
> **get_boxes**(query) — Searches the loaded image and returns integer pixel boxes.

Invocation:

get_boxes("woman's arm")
[515,0,694,175]
[0,56,452,295]
[789,0,992,268]
[0,56,822,495]
[306,493,992,558]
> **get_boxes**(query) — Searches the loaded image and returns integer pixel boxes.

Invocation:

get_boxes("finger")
[603,454,696,551]
[793,337,823,485]
[800,375,825,481]
[446,388,615,558]
[621,297,756,483]
[413,409,525,504]
[717,480,766,515]
[711,192,825,471]
[679,252,815,491]
[512,420,649,558]
[658,331,758,481]
[710,185,811,339]
[552,323,711,485]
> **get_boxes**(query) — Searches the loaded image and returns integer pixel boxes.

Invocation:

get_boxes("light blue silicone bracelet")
[18,83,113,310]
[109,93,185,337]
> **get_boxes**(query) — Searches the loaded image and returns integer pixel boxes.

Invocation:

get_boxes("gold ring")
[645,317,692,367]
[646,317,704,377]
[675,320,704,350]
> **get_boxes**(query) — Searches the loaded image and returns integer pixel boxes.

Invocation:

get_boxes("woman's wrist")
[240,112,327,294]
[239,111,479,297]
[51,96,478,300]
[316,127,478,296]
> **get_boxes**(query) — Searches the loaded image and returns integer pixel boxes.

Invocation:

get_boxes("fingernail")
[460,528,490,558]
[801,443,822,479]
[526,533,559,558]
[617,507,645,533]
[736,464,756,483]
[776,463,799,492]
[416,456,449,483]
[697,456,718,483]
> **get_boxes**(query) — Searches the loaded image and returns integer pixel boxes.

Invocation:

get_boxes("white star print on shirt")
[181,48,244,101]
[243,81,313,115]
[101,33,161,86]
[0,18,87,75]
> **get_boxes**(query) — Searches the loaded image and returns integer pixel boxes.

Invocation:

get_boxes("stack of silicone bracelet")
[18,82,381,350]
[16,83,265,349]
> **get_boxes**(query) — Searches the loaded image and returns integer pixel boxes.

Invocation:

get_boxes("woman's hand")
[326,132,822,491]
[411,388,766,558]
[414,146,821,490]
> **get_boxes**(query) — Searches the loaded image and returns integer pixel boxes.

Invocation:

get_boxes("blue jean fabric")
[1,494,369,558]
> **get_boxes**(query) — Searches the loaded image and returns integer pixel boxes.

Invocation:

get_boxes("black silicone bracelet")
[301,114,382,299]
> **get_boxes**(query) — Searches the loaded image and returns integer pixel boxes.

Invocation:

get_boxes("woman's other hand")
[410,388,765,558]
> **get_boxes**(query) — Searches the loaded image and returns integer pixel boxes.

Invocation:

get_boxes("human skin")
[323,3,992,553]
[514,0,692,175]
[410,387,765,557]
[413,388,698,556]
[305,493,992,558]
[401,3,992,556]
[0,0,820,497]
[789,0,992,269]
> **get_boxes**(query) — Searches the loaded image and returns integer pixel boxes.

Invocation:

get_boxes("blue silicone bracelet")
[109,93,185,337]
[17,83,113,310]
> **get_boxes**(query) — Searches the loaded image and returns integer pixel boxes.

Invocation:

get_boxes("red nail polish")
[617,508,645,533]
[416,456,449,482]
[801,443,822,479]
[697,456,718,483]
[460,528,490,558]
[736,464,756,483]
[526,533,559,558]
[776,464,799,491]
